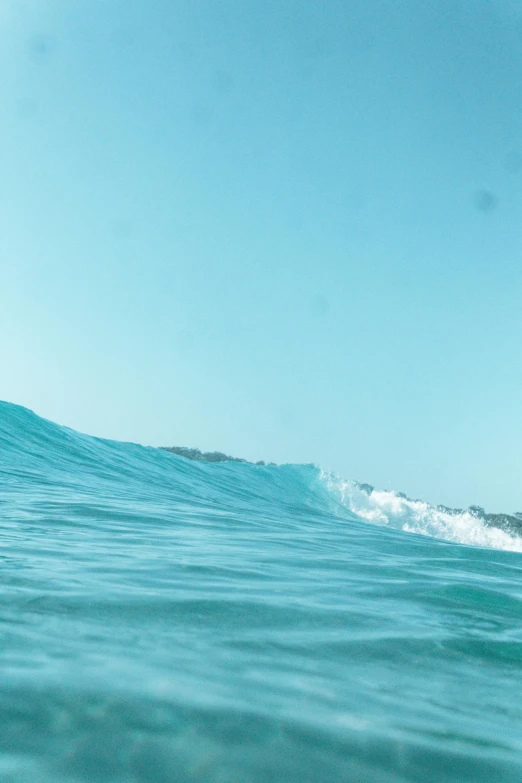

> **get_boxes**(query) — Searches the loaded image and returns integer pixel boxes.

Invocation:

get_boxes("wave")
[1,400,521,553]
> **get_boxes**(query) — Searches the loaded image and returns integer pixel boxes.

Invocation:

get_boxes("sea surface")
[1,400,522,783]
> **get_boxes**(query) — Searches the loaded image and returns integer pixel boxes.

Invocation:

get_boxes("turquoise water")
[1,401,522,782]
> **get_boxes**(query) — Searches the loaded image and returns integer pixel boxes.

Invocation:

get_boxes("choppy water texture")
[1,401,522,783]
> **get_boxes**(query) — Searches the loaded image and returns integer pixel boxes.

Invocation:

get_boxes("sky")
[1,0,522,512]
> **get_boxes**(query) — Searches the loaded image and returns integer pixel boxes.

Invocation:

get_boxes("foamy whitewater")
[1,401,522,782]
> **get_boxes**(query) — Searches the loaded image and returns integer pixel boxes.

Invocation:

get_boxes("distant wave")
[161,437,522,551]
[1,400,521,552]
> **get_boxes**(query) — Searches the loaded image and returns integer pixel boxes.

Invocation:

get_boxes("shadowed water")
[1,401,522,782]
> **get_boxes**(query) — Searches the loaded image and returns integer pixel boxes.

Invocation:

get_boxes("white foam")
[321,471,522,552]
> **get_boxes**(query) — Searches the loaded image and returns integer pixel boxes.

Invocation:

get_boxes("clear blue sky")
[1,0,522,512]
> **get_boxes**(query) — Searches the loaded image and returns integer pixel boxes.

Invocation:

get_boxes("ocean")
[1,400,521,782]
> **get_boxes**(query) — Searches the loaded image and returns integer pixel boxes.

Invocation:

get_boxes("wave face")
[1,401,522,782]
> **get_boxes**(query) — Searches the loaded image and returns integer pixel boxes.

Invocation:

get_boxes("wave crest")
[2,400,522,553]
[321,472,522,552]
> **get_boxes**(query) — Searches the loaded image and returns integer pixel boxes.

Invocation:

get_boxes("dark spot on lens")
[474,190,497,213]
[29,34,54,59]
